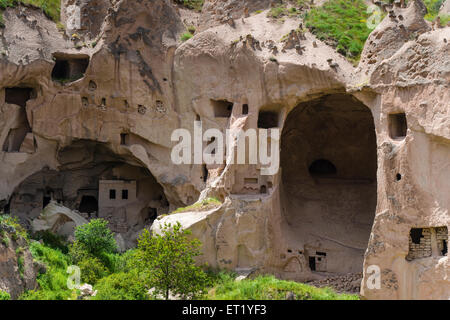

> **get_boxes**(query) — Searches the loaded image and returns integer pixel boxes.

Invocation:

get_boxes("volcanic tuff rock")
[0,0,448,299]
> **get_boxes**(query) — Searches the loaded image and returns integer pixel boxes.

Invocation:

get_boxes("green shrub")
[99,250,137,274]
[0,290,10,300]
[93,271,148,300]
[74,219,117,256]
[32,230,69,254]
[132,222,209,300]
[77,255,108,285]
[180,32,193,42]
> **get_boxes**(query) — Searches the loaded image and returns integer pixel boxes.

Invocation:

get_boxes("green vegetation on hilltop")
[303,0,448,62]
[304,0,373,62]
[0,0,60,26]
[0,0,60,28]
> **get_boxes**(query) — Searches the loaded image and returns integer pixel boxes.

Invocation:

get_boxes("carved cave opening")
[258,110,279,129]
[2,87,35,153]
[8,141,170,242]
[51,54,90,83]
[388,113,407,140]
[212,99,233,118]
[280,93,377,275]
[406,226,448,261]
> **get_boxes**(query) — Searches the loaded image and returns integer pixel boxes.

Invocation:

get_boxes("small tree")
[133,222,209,300]
[73,219,117,256]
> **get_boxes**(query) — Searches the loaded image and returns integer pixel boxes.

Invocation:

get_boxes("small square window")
[242,104,249,115]
[109,189,116,199]
[388,113,407,139]
[122,189,128,200]
[258,111,279,129]
[212,100,233,118]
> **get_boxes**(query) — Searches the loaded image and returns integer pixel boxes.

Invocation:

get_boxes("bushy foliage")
[93,271,148,300]
[132,222,209,300]
[0,290,11,300]
[304,0,373,61]
[32,230,68,254]
[73,219,117,256]
[422,0,449,26]
[423,0,445,16]
[67,219,118,283]
[76,255,108,285]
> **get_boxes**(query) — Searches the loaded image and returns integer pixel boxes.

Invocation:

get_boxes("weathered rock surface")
[0,225,37,299]
[0,0,449,300]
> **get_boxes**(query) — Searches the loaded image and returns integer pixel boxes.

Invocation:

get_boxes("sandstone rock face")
[0,0,448,299]
[0,225,37,299]
[199,0,272,30]
[440,0,450,15]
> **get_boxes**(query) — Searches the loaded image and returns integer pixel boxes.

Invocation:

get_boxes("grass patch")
[206,273,359,300]
[20,241,75,300]
[304,0,374,62]
[165,197,222,216]
[0,0,61,28]
[268,5,287,19]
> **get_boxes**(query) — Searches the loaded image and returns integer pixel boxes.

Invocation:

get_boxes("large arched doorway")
[280,94,377,274]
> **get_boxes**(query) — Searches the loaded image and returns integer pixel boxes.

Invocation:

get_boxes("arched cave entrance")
[9,140,170,242]
[280,93,377,275]
[78,195,98,216]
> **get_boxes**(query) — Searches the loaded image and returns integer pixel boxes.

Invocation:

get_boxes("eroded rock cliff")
[0,0,448,299]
